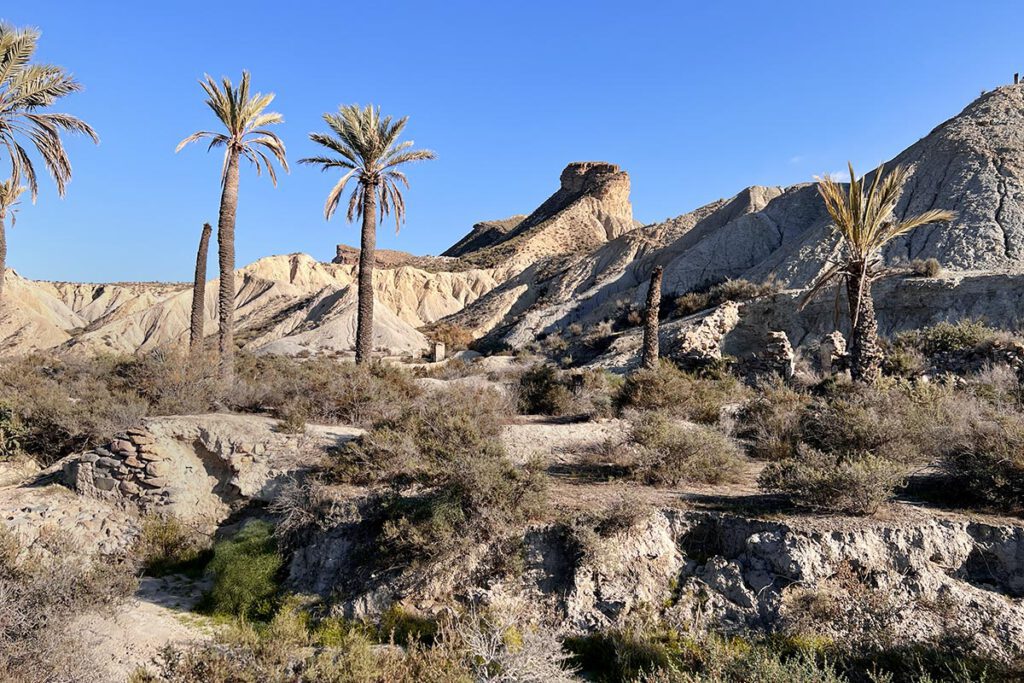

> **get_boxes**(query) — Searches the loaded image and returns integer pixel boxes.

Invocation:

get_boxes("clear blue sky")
[5,1,1023,282]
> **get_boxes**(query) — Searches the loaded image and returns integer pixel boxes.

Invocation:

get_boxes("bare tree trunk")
[189,222,213,352]
[217,152,241,380]
[355,181,378,364]
[641,266,664,370]
[846,269,883,383]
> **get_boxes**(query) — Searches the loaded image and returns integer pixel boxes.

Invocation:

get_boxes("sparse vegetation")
[135,515,212,577]
[910,257,942,277]
[668,278,781,318]
[0,528,137,683]
[617,360,749,425]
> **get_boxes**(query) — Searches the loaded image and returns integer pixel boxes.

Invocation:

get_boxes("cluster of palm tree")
[176,74,436,376]
[0,20,956,386]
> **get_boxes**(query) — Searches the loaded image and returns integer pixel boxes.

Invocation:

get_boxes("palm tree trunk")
[190,222,213,352]
[355,182,378,364]
[0,212,6,310]
[846,268,883,383]
[641,266,664,370]
[217,152,241,380]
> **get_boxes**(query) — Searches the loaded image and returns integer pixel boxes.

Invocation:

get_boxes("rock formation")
[61,414,360,528]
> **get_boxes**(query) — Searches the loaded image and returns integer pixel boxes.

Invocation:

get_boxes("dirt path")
[74,574,214,682]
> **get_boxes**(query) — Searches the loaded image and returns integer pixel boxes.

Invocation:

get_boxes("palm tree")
[177,71,287,379]
[0,22,98,306]
[0,179,24,302]
[803,163,955,383]
[189,222,213,352]
[300,105,435,364]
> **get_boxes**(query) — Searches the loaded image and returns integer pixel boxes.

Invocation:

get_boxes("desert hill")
[451,85,1024,355]
[0,160,635,357]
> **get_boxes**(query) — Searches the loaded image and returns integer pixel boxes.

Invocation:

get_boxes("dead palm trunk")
[216,152,241,380]
[641,266,664,370]
[846,266,883,383]
[355,181,378,364]
[190,222,212,352]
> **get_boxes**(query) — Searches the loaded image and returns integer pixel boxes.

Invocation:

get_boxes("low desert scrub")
[231,353,421,428]
[735,378,811,460]
[335,385,546,566]
[517,364,619,418]
[617,360,750,425]
[268,476,348,549]
[0,529,137,683]
[0,402,25,460]
[0,354,148,465]
[630,412,745,487]
[113,347,222,414]
[893,319,1005,357]
[424,322,475,353]
[202,520,284,621]
[909,257,942,277]
[135,515,212,577]
[143,598,576,683]
[758,445,905,514]
[940,413,1024,510]
[668,278,780,318]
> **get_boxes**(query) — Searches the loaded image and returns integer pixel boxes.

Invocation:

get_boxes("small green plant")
[0,402,24,460]
[941,414,1024,510]
[204,520,283,621]
[893,319,1000,357]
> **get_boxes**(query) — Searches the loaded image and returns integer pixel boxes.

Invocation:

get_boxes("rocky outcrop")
[288,507,1024,662]
[674,301,741,367]
[60,414,361,527]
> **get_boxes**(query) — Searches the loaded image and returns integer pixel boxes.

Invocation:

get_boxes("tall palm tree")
[177,71,287,378]
[0,22,98,306]
[300,105,435,364]
[0,179,24,302]
[803,163,955,383]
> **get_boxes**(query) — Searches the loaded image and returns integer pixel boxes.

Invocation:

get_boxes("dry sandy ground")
[73,574,214,681]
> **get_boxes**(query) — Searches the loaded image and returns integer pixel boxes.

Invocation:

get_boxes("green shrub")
[518,364,574,416]
[909,257,942,277]
[941,414,1024,510]
[337,386,546,565]
[617,361,749,425]
[630,412,745,486]
[136,515,212,577]
[735,379,811,461]
[0,402,25,460]
[205,521,283,621]
[893,319,1000,357]
[758,445,904,514]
